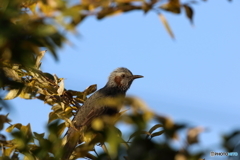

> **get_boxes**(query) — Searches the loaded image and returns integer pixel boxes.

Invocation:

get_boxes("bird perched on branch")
[62,67,143,160]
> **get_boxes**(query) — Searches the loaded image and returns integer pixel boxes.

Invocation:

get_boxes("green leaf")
[127,131,151,142]
[0,114,11,130]
[6,123,22,132]
[21,124,34,143]
[56,122,66,137]
[148,124,163,134]
[33,132,45,140]
[151,130,164,138]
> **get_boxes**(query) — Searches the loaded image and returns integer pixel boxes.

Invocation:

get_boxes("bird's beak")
[132,75,144,80]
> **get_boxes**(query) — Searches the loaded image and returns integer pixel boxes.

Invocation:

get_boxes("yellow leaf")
[48,112,59,123]
[175,154,187,160]
[83,132,95,143]
[3,147,15,156]
[38,1,55,17]
[91,118,104,131]
[187,127,205,144]
[158,14,175,39]
[28,2,37,15]
[23,153,35,160]
[107,10,123,17]
[56,123,66,137]
[6,123,22,132]
[57,79,65,95]
[83,84,97,95]
[19,87,33,99]
[4,89,22,100]
[160,0,181,14]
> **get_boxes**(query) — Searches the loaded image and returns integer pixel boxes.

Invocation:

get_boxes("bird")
[62,67,143,160]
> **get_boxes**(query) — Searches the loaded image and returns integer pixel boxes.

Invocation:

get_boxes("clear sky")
[4,0,240,159]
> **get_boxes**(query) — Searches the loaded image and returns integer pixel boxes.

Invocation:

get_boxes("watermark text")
[210,151,238,157]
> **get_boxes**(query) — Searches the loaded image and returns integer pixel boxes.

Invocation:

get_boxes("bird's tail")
[62,129,81,160]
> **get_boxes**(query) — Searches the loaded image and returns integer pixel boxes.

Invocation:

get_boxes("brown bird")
[62,67,143,160]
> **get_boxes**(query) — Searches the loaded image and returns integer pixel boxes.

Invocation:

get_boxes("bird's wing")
[78,105,118,129]
[62,105,116,160]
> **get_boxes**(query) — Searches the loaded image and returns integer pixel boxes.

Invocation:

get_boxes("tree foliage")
[0,0,237,160]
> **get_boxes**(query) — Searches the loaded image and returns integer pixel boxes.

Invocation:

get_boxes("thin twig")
[101,143,112,160]
[93,147,99,157]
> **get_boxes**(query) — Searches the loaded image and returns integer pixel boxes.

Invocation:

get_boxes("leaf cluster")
[0,51,207,159]
[0,0,236,160]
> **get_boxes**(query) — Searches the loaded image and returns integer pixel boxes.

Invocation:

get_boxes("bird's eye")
[121,74,125,78]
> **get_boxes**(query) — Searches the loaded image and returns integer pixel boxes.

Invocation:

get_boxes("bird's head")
[106,67,143,92]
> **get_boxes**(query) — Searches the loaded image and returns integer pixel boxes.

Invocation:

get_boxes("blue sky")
[4,0,240,159]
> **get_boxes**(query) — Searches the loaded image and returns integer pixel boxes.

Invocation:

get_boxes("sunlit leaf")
[3,147,15,156]
[19,87,35,99]
[6,123,22,132]
[27,2,37,15]
[160,0,181,14]
[23,153,35,160]
[56,122,66,137]
[175,154,187,160]
[0,0,225,159]
[92,118,104,131]
[158,14,175,39]
[57,79,65,95]
[84,84,97,95]
[35,50,47,69]
[4,89,22,100]
[48,112,59,124]
[187,127,205,145]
